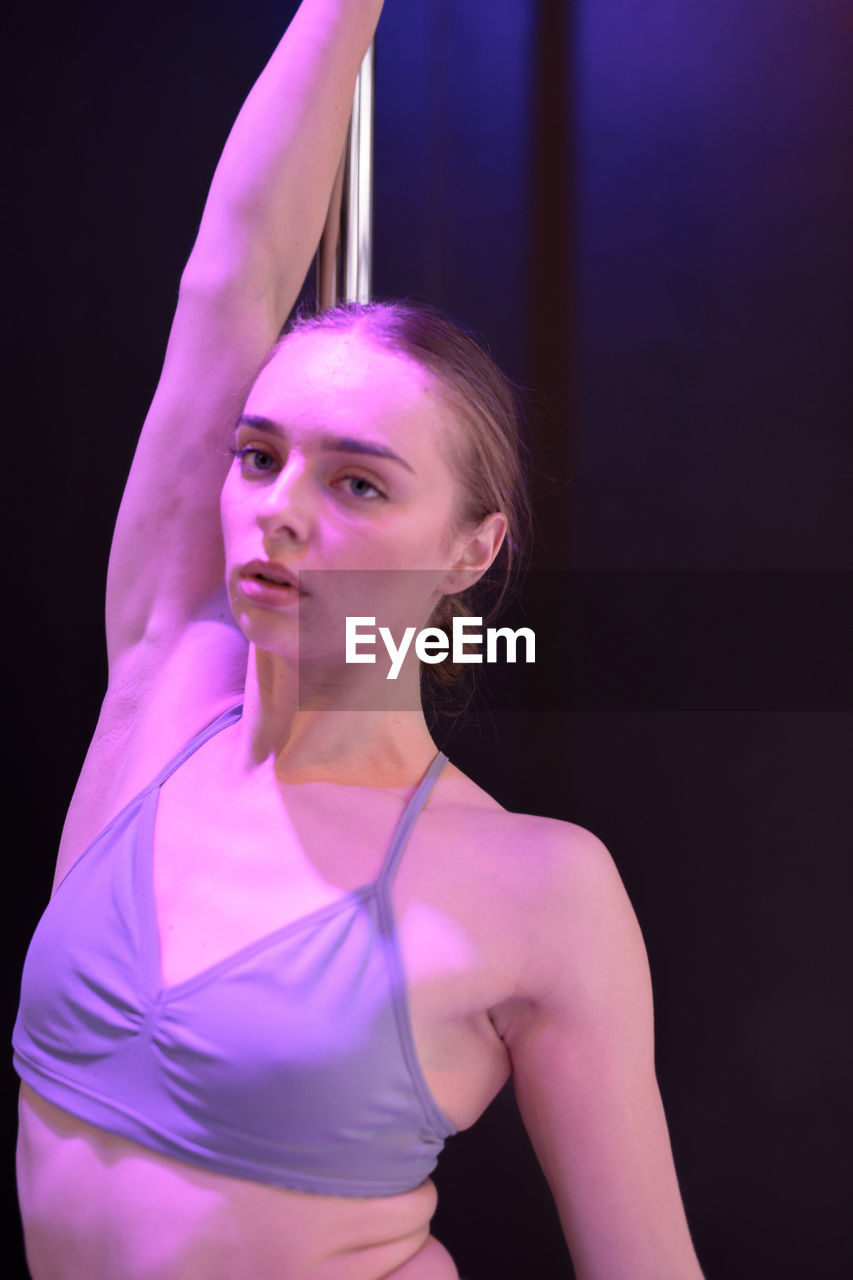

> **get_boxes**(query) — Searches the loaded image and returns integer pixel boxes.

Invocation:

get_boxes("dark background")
[4,1,851,1276]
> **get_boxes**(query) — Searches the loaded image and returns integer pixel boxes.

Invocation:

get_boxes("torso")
[16,636,560,1280]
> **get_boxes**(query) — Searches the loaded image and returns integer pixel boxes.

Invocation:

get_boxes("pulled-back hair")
[271,300,532,705]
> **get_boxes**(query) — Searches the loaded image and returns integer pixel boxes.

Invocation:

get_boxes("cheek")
[356,526,445,572]
[423,506,467,567]
[219,474,249,544]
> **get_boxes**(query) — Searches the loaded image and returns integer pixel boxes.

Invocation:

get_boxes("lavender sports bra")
[12,705,456,1196]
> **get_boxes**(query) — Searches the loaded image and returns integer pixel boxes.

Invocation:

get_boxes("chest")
[153,774,391,984]
[150,760,514,1129]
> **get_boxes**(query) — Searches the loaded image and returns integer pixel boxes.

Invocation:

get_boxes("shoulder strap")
[377,751,448,890]
[53,705,244,894]
[147,704,244,792]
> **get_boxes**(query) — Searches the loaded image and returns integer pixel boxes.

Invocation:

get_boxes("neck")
[233,645,440,785]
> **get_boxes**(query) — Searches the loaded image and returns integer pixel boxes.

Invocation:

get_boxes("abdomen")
[17,1084,452,1280]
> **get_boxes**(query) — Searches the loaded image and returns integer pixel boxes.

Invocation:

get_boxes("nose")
[255,456,313,547]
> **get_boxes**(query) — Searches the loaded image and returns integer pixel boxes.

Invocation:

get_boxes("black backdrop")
[4,1,851,1276]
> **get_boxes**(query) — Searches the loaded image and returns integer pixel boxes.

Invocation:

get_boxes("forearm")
[184,0,384,318]
[105,3,385,655]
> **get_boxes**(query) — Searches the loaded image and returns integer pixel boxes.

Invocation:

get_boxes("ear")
[440,511,508,594]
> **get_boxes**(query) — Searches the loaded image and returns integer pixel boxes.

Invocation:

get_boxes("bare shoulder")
[429,766,641,1004]
[433,764,621,901]
[506,811,648,1018]
[431,779,705,1277]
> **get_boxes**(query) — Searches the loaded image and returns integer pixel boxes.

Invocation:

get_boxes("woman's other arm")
[105,0,384,675]
[495,825,705,1280]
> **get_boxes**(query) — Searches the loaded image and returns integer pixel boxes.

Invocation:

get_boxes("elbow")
[179,216,277,308]
[180,195,312,327]
[179,234,292,334]
[179,251,259,309]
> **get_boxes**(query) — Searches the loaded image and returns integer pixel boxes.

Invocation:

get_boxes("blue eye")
[234,446,276,475]
[339,475,384,500]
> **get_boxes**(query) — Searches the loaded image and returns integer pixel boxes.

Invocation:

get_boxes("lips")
[240,560,305,592]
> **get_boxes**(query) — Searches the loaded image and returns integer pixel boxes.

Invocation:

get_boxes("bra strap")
[377,751,449,890]
[52,705,245,895]
[147,704,244,792]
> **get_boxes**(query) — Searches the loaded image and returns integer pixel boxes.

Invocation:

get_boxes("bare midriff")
[17,1085,459,1280]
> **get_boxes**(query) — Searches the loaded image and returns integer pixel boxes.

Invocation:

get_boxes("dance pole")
[316,41,375,308]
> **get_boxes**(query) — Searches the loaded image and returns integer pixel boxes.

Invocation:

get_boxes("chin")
[232,607,299,655]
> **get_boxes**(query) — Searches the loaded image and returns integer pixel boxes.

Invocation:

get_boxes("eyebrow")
[236,414,416,474]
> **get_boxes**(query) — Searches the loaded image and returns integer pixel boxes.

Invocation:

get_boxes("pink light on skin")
[220,329,506,698]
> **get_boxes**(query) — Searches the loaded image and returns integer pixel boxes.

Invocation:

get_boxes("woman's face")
[220,328,499,672]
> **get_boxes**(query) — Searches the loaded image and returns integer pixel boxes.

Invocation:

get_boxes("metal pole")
[315,42,375,309]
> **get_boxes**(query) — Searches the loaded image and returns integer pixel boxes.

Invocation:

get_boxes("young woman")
[13,2,705,1277]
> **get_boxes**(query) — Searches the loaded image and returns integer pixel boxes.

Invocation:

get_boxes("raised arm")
[495,824,705,1280]
[105,0,384,675]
